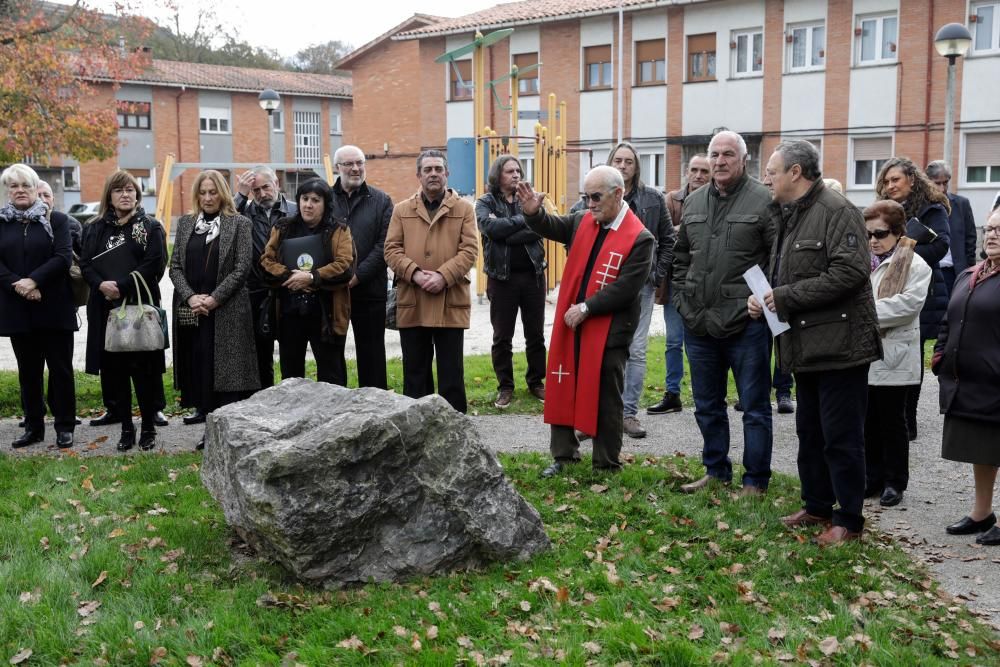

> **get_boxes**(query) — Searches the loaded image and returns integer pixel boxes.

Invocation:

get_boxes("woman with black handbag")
[169,170,259,450]
[80,170,166,452]
[1,164,77,450]
[261,178,354,385]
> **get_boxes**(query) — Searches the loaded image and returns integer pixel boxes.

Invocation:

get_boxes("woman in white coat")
[862,200,931,507]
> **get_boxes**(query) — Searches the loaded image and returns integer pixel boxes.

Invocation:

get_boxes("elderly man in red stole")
[516,166,655,478]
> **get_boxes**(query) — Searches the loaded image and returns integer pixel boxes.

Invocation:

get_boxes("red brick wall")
[894,0,933,162]
[925,0,966,168]
[759,0,784,176]
[540,20,581,203]
[822,0,852,187]
[666,7,685,190]
[80,84,118,201]
[149,86,200,216]
[231,92,269,165]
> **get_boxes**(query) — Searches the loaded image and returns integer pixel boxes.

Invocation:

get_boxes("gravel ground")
[2,373,997,630]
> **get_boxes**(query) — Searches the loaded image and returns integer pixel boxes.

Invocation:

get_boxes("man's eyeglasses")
[338,160,365,169]
[984,225,1000,237]
[866,229,892,240]
[586,190,609,203]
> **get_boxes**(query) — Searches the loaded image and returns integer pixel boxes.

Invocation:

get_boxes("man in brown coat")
[384,150,479,413]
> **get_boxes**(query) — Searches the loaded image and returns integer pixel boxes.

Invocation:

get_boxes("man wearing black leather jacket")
[476,155,547,409]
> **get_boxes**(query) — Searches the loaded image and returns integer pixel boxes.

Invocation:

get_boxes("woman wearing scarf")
[170,170,259,450]
[862,201,930,508]
[261,178,354,385]
[0,164,76,449]
[933,208,1000,547]
[80,170,166,452]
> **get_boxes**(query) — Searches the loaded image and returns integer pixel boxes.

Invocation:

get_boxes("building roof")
[394,0,705,39]
[120,59,352,98]
[336,14,442,70]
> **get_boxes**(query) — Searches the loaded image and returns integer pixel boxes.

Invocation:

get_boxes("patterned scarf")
[870,244,896,272]
[0,199,53,240]
[970,258,1000,288]
[104,206,151,249]
[875,237,916,300]
[193,211,221,244]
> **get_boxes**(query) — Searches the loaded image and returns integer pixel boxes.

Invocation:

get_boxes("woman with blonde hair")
[80,170,167,451]
[169,170,259,450]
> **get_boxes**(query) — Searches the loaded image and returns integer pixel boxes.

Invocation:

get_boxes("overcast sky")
[58,0,500,59]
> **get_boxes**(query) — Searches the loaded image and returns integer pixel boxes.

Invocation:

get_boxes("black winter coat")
[907,201,950,340]
[235,192,297,292]
[80,213,166,374]
[475,191,546,280]
[934,266,1000,423]
[945,193,978,275]
[330,179,392,301]
[0,210,75,335]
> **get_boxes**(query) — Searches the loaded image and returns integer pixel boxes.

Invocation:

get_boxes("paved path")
[0,278,996,629]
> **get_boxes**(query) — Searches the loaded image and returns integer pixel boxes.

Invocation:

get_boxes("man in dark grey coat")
[751,140,881,546]
[234,165,296,396]
[926,160,977,296]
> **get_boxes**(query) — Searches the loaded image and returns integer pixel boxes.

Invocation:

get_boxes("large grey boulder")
[200,378,550,587]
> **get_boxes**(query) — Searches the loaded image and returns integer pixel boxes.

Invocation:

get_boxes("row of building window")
[115,104,342,139]
[450,2,1000,98]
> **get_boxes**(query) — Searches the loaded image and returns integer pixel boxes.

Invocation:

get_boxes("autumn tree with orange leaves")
[0,0,153,164]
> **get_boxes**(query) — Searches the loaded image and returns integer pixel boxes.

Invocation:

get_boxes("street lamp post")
[933,23,972,172]
[258,88,281,117]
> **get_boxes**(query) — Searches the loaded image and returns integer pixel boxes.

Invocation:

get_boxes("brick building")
[39,60,351,218]
[338,0,1000,218]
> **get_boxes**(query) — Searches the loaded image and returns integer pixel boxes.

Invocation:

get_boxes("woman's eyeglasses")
[984,225,1000,237]
[866,229,892,240]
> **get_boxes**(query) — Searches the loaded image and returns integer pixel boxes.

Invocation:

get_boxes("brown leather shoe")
[680,475,727,494]
[780,509,832,528]
[814,525,861,546]
[529,385,545,401]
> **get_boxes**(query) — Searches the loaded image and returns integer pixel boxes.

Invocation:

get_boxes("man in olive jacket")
[671,130,775,495]
[384,150,479,413]
[750,140,881,546]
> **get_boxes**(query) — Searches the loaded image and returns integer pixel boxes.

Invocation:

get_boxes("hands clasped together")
[12,277,41,302]
[747,290,776,319]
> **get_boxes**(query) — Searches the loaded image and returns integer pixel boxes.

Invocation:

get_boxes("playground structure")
[439,29,574,295]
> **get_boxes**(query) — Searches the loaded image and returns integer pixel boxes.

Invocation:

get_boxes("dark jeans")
[279,312,347,386]
[795,365,869,533]
[685,319,773,489]
[250,290,275,391]
[349,294,388,389]
[104,353,163,430]
[11,331,76,432]
[487,272,546,392]
[767,335,793,398]
[399,326,467,413]
[865,385,910,491]
[550,345,627,470]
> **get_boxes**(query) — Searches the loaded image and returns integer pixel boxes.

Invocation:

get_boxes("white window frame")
[199,106,231,134]
[294,110,321,165]
[520,157,535,187]
[639,152,666,189]
[855,13,898,66]
[731,28,764,78]
[962,132,1000,186]
[787,22,826,72]
[271,110,284,133]
[971,1,1000,54]
[329,112,342,135]
[850,136,893,189]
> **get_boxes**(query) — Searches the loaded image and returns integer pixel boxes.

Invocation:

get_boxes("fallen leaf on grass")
[411,634,422,651]
[18,590,40,605]
[336,636,365,651]
[149,646,168,665]
[717,521,729,531]
[108,528,126,539]
[393,625,408,638]
[9,648,33,664]
[134,621,145,630]
[688,625,704,640]
[819,637,839,656]
[768,627,786,644]
[590,484,608,494]
[77,600,101,617]
[556,587,570,604]
[39,537,49,551]
[185,657,204,667]
[519,600,531,612]
[457,636,473,649]
[91,571,108,588]
[426,625,438,640]
[581,641,602,655]
[160,548,185,563]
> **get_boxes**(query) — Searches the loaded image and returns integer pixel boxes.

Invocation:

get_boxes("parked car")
[67,201,100,223]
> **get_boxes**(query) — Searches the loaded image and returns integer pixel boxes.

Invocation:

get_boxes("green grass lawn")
[1,452,996,665]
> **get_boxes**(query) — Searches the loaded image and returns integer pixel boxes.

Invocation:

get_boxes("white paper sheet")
[742,265,791,337]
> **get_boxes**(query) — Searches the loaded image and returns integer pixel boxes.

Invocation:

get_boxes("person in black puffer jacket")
[875,157,951,441]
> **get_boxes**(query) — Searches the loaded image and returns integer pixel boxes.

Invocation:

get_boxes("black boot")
[117,423,136,452]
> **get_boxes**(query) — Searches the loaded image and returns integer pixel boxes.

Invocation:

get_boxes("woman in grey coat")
[169,170,259,449]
